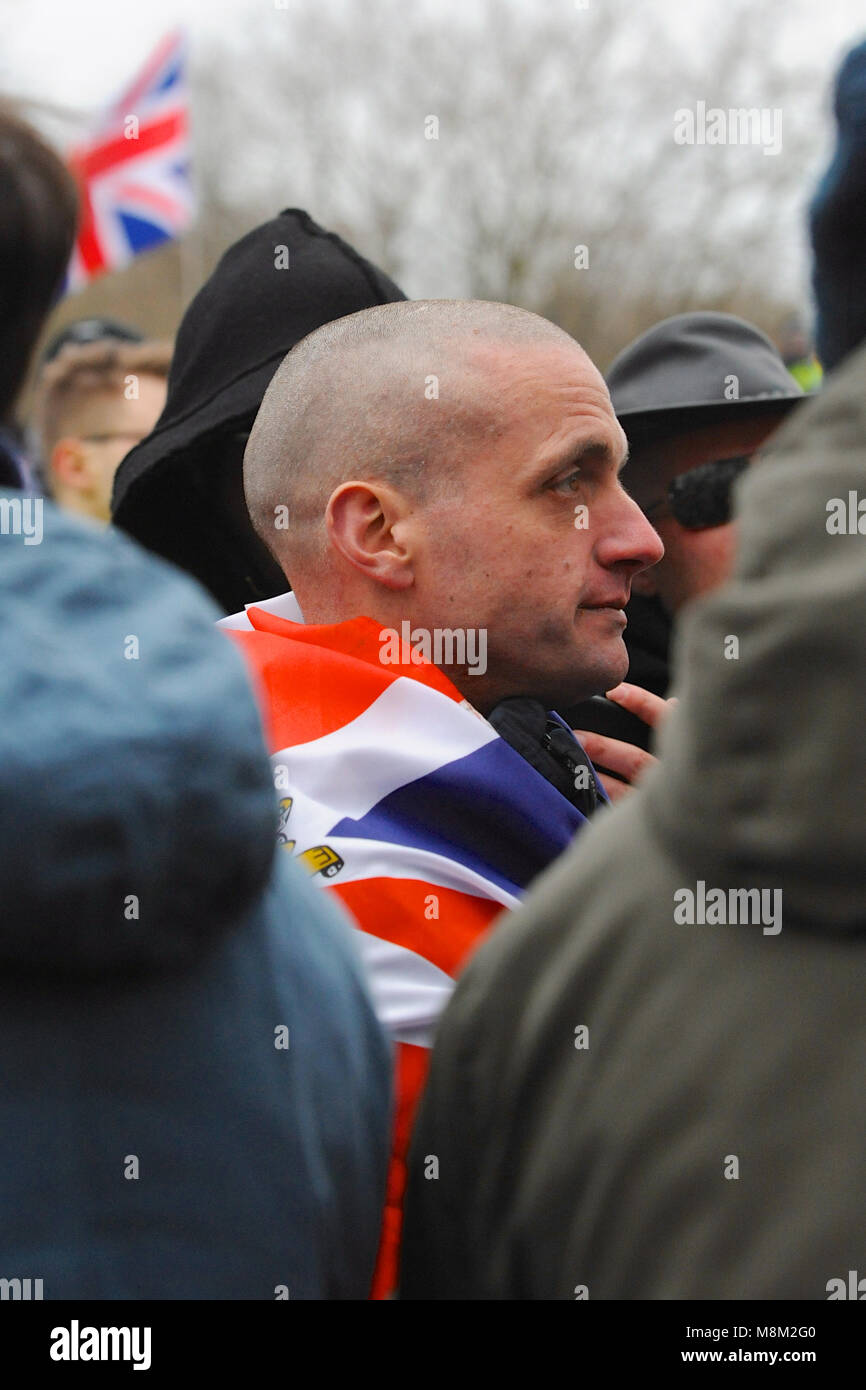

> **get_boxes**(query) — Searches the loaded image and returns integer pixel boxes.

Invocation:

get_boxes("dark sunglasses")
[643,455,751,530]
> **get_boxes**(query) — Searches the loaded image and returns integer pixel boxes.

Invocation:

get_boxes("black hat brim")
[618,393,805,448]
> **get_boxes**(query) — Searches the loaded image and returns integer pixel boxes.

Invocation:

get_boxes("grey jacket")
[399,342,866,1300]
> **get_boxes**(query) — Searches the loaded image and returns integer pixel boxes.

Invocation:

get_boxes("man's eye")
[551,469,582,494]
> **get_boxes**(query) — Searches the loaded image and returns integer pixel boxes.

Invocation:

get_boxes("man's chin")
[549,639,629,707]
[525,658,629,711]
[475,635,628,712]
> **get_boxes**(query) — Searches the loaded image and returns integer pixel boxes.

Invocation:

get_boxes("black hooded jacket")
[112,209,406,612]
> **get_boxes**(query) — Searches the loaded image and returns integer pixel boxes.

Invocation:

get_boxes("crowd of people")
[1,34,865,1302]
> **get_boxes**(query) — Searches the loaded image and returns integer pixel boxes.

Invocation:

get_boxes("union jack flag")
[221,589,598,1296]
[66,31,193,290]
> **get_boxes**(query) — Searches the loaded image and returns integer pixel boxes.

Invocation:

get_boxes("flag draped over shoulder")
[66,30,192,290]
[227,599,589,1296]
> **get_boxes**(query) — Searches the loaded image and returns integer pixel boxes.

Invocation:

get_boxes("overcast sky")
[3,0,864,322]
[3,0,864,123]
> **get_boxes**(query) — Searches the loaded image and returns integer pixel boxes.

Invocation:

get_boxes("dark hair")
[0,105,79,422]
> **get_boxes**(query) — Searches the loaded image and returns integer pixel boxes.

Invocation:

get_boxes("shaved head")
[243,299,576,580]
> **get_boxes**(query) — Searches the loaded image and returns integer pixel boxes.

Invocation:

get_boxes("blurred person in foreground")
[399,43,866,1296]
[112,208,407,612]
[0,105,78,490]
[811,36,866,375]
[0,504,391,1298]
[400,338,866,1300]
[229,298,665,1293]
[0,107,390,1300]
[32,338,170,523]
[565,312,803,771]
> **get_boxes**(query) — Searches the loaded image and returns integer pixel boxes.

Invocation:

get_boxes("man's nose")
[596,489,665,572]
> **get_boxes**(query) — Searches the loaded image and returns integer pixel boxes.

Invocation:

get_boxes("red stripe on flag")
[331,876,502,977]
[72,171,106,275]
[231,611,465,749]
[230,623,399,748]
[114,181,186,218]
[370,1040,430,1300]
[72,112,187,182]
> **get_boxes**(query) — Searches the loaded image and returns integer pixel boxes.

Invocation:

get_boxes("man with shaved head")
[224,299,664,1295]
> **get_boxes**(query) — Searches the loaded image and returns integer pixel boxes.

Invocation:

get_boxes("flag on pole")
[66,31,193,290]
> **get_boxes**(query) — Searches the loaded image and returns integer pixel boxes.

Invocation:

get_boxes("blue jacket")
[0,499,391,1299]
[811,39,866,372]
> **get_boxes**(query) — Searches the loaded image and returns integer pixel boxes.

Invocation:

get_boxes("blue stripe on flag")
[155,55,183,94]
[328,739,586,895]
[118,213,171,254]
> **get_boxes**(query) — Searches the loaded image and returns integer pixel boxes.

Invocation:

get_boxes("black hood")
[112,209,406,612]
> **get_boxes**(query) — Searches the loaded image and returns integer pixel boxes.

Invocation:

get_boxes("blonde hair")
[34,339,172,454]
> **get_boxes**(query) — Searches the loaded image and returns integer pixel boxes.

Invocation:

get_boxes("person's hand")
[572,682,677,804]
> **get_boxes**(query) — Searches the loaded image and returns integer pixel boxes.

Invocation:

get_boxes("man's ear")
[50,439,93,494]
[631,566,659,597]
[325,480,414,591]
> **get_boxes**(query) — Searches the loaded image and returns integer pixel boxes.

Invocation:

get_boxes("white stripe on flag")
[301,837,520,911]
[217,590,304,630]
[271,676,497,823]
[351,930,455,1048]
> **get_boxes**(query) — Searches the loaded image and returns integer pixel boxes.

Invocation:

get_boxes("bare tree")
[37,0,837,363]
[182,0,825,359]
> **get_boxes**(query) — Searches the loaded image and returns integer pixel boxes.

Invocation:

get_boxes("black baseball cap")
[606,312,805,445]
